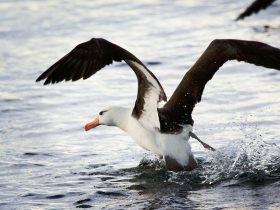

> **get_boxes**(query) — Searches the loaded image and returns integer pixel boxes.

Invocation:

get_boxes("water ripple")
[1,0,280,209]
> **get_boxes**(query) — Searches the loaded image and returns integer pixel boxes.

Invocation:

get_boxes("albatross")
[236,0,276,21]
[36,38,280,171]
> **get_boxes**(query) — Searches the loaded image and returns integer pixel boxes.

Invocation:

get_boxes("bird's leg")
[189,131,216,151]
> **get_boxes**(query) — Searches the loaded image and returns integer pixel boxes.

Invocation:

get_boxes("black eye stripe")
[99,110,107,115]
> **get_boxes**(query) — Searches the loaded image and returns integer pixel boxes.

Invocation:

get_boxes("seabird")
[37,38,280,171]
[236,0,276,21]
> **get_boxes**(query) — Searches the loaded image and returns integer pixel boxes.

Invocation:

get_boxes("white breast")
[124,115,193,166]
[125,116,162,155]
[156,125,193,166]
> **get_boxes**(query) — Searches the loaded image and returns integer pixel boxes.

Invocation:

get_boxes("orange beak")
[84,117,100,131]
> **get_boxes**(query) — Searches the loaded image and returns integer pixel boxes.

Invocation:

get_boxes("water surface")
[1,0,280,209]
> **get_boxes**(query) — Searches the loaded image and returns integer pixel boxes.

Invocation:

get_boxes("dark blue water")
[1,0,280,209]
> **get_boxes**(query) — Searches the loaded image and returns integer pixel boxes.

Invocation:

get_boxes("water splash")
[200,125,280,185]
[130,124,280,188]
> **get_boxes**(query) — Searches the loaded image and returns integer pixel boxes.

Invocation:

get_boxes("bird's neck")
[110,107,132,132]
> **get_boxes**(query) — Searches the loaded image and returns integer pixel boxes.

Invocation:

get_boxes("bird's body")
[37,38,280,172]
[126,113,195,170]
[88,106,195,171]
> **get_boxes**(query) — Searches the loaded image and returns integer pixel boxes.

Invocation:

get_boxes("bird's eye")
[99,110,107,115]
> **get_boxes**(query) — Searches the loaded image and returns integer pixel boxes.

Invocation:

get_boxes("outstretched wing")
[36,38,167,130]
[161,39,280,130]
[236,0,276,21]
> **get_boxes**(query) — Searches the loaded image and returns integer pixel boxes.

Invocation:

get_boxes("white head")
[84,106,129,131]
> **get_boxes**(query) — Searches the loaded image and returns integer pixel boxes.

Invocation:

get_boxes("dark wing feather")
[161,39,280,130]
[37,38,167,131]
[37,38,130,84]
[236,0,276,21]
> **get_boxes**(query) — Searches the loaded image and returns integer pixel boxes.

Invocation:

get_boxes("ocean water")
[0,0,280,209]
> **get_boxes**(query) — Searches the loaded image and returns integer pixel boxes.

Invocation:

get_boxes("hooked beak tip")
[84,125,90,131]
[84,117,100,132]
